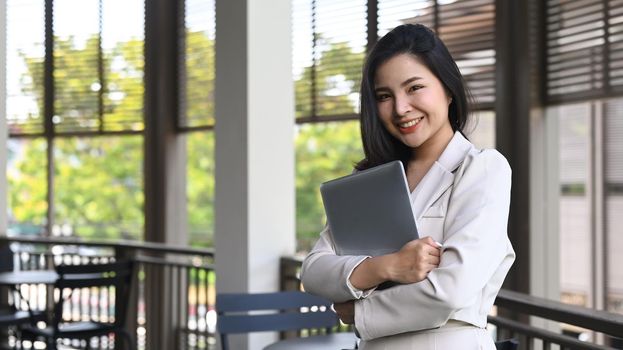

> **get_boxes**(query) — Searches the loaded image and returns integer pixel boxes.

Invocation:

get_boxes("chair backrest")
[216,291,339,350]
[495,339,519,350]
[52,260,134,331]
[0,244,14,273]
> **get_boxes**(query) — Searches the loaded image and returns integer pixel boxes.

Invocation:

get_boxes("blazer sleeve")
[354,150,513,340]
[301,225,371,303]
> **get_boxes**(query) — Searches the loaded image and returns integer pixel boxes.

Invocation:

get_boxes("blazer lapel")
[410,132,474,220]
[411,164,454,220]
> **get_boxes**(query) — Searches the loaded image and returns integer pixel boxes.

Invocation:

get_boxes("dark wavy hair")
[355,24,472,171]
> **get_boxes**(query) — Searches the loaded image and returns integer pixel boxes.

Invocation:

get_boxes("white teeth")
[399,117,422,128]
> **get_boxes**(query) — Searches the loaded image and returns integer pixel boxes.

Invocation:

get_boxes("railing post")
[279,257,302,292]
[0,239,11,347]
[144,251,185,350]
[115,246,138,350]
[279,257,305,340]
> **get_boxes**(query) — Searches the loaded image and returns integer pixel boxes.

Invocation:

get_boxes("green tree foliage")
[295,40,364,118]
[7,139,47,227]
[52,136,143,240]
[295,121,363,251]
[186,132,215,248]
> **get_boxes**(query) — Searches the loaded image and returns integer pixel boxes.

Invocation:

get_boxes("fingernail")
[435,241,443,247]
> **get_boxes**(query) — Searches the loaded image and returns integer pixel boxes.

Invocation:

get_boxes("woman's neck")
[405,127,454,191]
[410,126,454,164]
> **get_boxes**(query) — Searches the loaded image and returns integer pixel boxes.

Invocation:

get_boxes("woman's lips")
[397,117,423,134]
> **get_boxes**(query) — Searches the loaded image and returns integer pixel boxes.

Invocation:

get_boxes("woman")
[301,24,515,349]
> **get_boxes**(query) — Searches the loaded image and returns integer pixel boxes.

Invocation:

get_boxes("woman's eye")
[376,94,390,101]
[408,85,423,92]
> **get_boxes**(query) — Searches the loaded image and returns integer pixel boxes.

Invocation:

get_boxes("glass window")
[7,139,48,236]
[295,121,363,251]
[467,110,495,150]
[182,0,215,129]
[292,0,367,121]
[605,99,623,315]
[182,0,216,248]
[186,132,215,248]
[53,0,144,134]
[557,103,592,308]
[53,136,143,240]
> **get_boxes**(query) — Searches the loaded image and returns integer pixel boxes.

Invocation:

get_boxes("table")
[0,270,59,344]
[263,332,359,350]
[0,270,59,314]
[0,270,59,286]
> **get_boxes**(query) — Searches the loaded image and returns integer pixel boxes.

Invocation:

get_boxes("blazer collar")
[410,132,473,220]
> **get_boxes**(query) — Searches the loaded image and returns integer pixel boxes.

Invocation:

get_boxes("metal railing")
[0,236,216,350]
[280,256,623,350]
[3,237,622,350]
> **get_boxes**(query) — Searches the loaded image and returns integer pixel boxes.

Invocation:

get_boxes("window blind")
[6,0,46,136]
[609,0,623,90]
[378,0,496,109]
[180,0,215,129]
[292,0,497,123]
[437,0,496,107]
[52,0,101,133]
[292,0,367,122]
[544,0,623,103]
[53,0,144,134]
[6,0,145,137]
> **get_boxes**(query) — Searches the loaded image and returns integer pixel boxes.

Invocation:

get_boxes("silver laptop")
[320,160,419,256]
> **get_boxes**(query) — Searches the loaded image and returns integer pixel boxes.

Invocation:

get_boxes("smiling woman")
[373,53,455,189]
[301,24,515,350]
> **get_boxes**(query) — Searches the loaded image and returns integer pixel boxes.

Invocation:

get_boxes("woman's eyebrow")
[401,76,423,87]
[374,76,424,92]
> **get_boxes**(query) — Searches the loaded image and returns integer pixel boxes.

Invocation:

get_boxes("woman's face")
[374,53,453,151]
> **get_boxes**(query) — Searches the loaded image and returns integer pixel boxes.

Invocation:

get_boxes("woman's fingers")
[428,255,440,267]
[428,246,441,257]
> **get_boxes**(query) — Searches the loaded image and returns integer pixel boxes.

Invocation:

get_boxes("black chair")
[0,244,45,343]
[495,338,519,350]
[216,291,340,350]
[21,260,135,350]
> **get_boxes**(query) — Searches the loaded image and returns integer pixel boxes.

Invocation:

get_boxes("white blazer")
[301,132,516,342]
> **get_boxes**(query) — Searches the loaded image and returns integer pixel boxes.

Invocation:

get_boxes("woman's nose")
[394,94,412,116]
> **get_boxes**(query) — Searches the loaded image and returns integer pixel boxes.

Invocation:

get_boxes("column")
[495,0,533,296]
[214,0,295,349]
[143,1,187,349]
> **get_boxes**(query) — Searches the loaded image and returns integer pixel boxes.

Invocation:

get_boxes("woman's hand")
[348,236,442,290]
[386,236,441,283]
[333,300,355,324]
